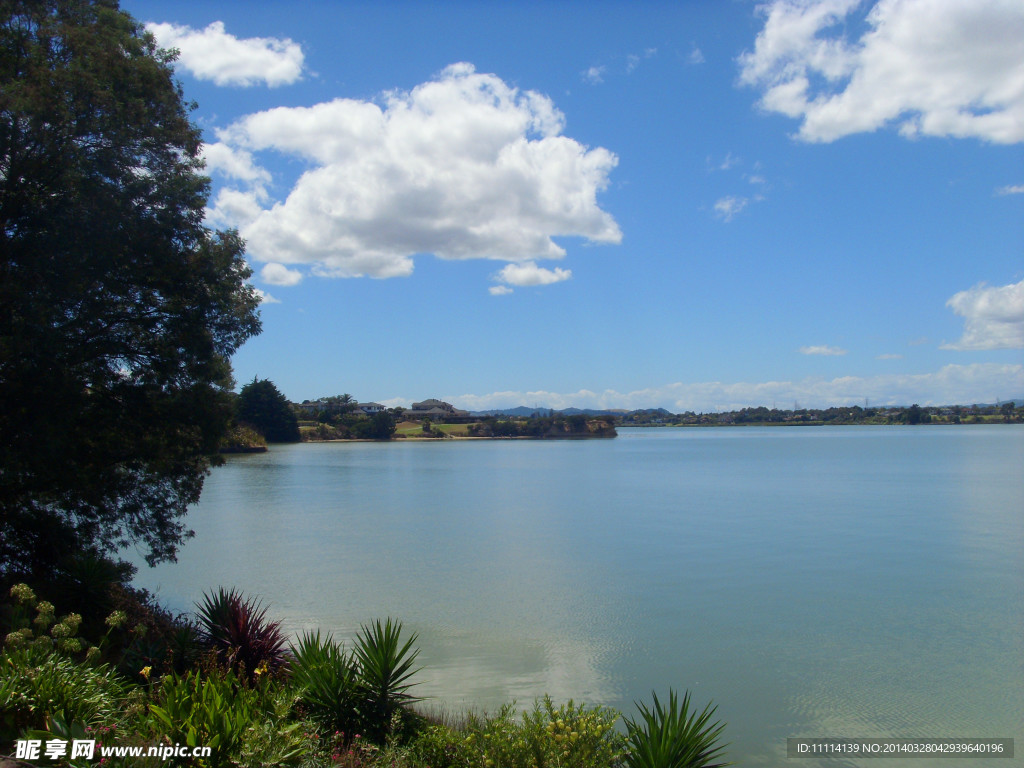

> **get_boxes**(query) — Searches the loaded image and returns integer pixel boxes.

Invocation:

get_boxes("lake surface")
[131,426,1024,767]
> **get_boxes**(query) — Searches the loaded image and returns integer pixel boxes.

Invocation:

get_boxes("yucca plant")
[624,689,731,768]
[353,618,422,740]
[196,588,289,682]
[289,630,362,734]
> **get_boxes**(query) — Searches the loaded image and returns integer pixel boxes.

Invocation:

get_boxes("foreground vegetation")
[1,582,730,768]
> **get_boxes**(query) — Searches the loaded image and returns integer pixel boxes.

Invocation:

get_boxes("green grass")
[394,422,475,437]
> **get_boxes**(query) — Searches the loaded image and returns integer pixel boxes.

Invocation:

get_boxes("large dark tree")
[236,378,300,443]
[0,0,261,579]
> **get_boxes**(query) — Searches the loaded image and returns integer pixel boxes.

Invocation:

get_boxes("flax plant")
[289,630,362,734]
[353,618,422,740]
[623,689,731,768]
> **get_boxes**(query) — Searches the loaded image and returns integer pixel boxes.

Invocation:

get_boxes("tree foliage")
[0,0,261,579]
[236,378,300,443]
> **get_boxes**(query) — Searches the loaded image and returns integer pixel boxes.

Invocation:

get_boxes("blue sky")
[125,0,1024,411]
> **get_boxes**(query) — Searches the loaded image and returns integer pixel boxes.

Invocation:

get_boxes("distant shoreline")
[302,432,617,443]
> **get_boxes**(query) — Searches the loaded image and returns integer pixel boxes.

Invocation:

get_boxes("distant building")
[295,398,382,416]
[405,398,470,420]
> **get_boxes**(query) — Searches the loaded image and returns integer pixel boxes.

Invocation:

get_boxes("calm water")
[131,426,1024,767]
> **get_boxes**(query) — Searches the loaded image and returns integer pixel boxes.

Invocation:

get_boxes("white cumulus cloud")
[210,63,620,282]
[496,261,572,288]
[253,288,280,304]
[800,345,848,356]
[146,20,305,87]
[941,280,1024,350]
[260,263,303,286]
[201,142,271,191]
[738,0,1024,143]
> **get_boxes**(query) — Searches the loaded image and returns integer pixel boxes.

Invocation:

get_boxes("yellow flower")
[10,583,36,605]
[254,660,269,676]
[140,665,152,680]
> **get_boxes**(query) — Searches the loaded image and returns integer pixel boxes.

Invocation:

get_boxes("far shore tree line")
[228,379,1023,447]
[649,401,1023,427]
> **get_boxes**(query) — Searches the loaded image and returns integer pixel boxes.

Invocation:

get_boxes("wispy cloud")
[876,353,903,360]
[941,280,1024,350]
[423,364,1024,412]
[626,48,658,73]
[146,21,305,87]
[582,65,606,84]
[995,184,1024,196]
[688,46,705,65]
[800,345,848,356]
[738,0,1024,143]
[718,152,741,171]
[714,196,749,222]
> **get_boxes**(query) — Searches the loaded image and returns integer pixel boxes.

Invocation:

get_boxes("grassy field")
[394,420,473,437]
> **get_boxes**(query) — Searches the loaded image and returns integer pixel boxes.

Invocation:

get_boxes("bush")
[0,644,127,741]
[289,630,363,735]
[148,668,260,767]
[463,697,625,768]
[623,689,731,768]
[408,722,475,768]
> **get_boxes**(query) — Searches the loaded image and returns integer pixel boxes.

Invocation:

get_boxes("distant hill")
[469,406,540,417]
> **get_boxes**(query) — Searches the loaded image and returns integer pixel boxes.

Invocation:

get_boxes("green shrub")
[623,689,731,768]
[463,697,625,768]
[0,645,127,741]
[234,683,312,768]
[465,703,531,768]
[23,715,96,768]
[289,630,363,735]
[523,695,626,768]
[408,722,474,768]
[148,668,259,767]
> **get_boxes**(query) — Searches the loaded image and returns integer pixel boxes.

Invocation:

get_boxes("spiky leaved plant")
[353,618,422,740]
[289,630,362,734]
[624,689,731,768]
[195,588,288,682]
